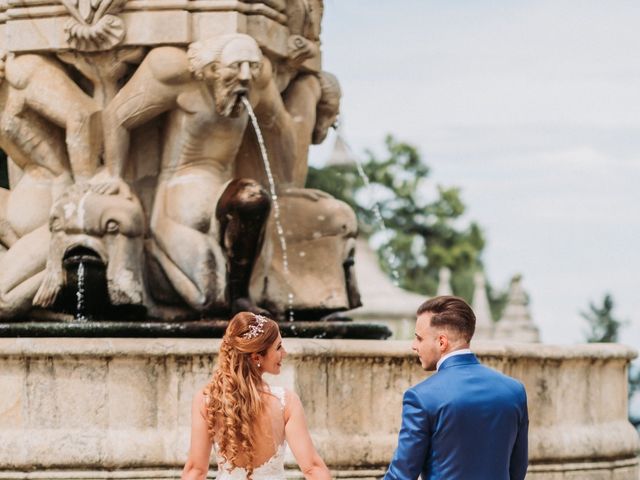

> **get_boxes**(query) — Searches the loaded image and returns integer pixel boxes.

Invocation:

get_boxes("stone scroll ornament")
[61,0,127,51]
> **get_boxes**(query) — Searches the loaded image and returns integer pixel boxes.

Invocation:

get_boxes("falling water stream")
[75,261,87,321]
[339,132,401,286]
[241,96,295,321]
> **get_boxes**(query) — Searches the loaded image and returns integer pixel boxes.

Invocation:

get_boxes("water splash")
[75,261,88,321]
[241,96,295,321]
[339,133,401,286]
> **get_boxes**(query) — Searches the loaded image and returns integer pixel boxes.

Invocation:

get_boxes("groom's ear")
[437,333,449,351]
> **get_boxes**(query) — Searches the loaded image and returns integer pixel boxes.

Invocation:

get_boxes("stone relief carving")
[0,53,101,319]
[32,178,146,311]
[235,69,340,189]
[0,54,101,182]
[0,4,358,321]
[61,0,127,51]
[57,47,146,107]
[102,34,273,315]
[271,0,324,91]
[250,192,361,315]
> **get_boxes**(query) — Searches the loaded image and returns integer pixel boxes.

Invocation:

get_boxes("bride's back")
[182,313,330,480]
[209,387,287,471]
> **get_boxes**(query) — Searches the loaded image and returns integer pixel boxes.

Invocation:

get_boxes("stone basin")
[0,338,637,479]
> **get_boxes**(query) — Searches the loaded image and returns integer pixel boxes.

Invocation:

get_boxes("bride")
[181,311,331,480]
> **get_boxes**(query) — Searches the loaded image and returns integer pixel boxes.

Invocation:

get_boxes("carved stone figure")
[235,69,340,189]
[57,47,146,107]
[0,54,101,182]
[0,177,145,318]
[234,66,349,314]
[0,4,362,322]
[0,54,100,318]
[275,0,324,91]
[250,192,361,314]
[32,178,146,311]
[102,34,273,314]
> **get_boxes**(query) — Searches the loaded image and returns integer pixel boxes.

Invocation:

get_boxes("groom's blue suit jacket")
[384,353,528,480]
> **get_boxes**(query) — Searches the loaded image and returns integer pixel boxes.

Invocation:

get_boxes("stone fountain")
[0,0,390,338]
[0,2,637,479]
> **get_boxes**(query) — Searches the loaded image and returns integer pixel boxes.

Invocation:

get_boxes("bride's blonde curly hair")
[205,311,279,476]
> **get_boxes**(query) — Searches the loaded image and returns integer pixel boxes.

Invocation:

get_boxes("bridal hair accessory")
[242,314,268,339]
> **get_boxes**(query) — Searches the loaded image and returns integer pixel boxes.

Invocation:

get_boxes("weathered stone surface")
[250,192,359,314]
[0,338,637,478]
[0,2,353,322]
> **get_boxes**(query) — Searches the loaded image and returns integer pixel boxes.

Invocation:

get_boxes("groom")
[384,296,529,480]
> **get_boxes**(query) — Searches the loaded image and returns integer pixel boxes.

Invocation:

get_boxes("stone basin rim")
[0,338,635,360]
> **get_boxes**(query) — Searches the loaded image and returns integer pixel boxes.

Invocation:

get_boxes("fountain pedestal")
[0,338,637,479]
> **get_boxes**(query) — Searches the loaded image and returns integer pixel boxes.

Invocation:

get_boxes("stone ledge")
[0,469,384,480]
[0,338,637,477]
[0,338,636,360]
[527,457,639,472]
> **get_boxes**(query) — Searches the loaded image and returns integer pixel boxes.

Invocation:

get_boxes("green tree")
[582,293,627,343]
[307,134,501,315]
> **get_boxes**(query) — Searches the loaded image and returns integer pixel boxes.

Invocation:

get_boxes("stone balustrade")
[0,338,637,479]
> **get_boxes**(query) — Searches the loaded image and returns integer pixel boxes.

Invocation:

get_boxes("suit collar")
[438,353,479,370]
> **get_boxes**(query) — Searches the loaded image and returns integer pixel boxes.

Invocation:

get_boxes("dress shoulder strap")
[269,385,286,410]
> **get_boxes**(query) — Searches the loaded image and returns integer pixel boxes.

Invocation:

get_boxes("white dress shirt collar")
[436,348,472,371]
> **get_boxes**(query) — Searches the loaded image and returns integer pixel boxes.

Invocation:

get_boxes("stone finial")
[493,274,540,343]
[436,267,453,296]
[472,271,493,339]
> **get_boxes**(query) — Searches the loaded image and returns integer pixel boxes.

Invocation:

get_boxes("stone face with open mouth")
[229,90,248,116]
[33,183,146,311]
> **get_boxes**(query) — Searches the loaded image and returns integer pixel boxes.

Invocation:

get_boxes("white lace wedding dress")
[214,386,288,480]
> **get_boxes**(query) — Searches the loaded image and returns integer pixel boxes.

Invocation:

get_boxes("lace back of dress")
[215,385,288,480]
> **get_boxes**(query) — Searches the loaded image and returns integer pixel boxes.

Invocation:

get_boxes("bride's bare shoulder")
[193,385,210,418]
[282,389,304,421]
[283,388,300,403]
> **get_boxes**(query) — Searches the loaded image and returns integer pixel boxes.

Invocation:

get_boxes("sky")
[309,0,640,351]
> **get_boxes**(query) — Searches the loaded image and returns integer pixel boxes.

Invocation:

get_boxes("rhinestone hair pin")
[242,314,268,339]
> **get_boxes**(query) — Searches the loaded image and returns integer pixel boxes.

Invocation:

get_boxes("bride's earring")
[257,362,261,368]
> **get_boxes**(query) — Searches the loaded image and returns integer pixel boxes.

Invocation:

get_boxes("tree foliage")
[307,134,498,312]
[582,293,627,343]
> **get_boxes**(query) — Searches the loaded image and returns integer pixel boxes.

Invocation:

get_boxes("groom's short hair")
[417,296,476,342]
